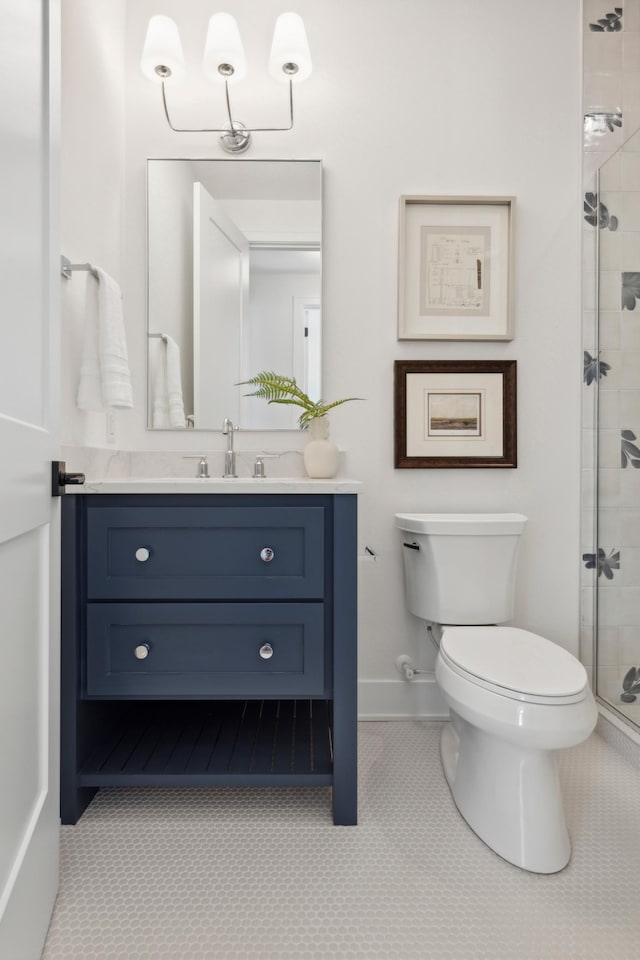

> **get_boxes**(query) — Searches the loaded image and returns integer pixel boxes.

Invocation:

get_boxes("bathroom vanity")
[60,480,359,825]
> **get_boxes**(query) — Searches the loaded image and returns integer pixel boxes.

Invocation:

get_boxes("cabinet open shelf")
[77,699,334,788]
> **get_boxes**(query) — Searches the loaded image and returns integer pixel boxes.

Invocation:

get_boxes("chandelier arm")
[160,78,295,134]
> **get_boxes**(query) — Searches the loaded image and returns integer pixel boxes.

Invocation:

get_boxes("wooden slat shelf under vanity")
[77,699,334,787]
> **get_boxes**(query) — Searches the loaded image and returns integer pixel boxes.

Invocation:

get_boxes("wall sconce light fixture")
[141,11,312,154]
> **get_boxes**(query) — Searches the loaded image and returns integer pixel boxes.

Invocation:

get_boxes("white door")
[0,2,61,957]
[193,182,249,430]
[292,297,321,401]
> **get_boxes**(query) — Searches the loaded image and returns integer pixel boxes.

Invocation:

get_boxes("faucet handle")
[252,454,278,478]
[183,455,209,478]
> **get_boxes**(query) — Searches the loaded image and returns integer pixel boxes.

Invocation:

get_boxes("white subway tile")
[599,427,622,466]
[584,31,623,73]
[619,510,640,543]
[584,71,623,111]
[600,268,622,310]
[623,32,640,70]
[622,313,640,351]
[619,389,640,423]
[598,505,623,542]
[599,468,622,506]
[598,310,621,348]
[596,626,620,666]
[621,626,640,660]
[599,227,622,269]
[621,351,640,386]
[597,587,625,625]
[624,0,640,32]
[622,69,640,108]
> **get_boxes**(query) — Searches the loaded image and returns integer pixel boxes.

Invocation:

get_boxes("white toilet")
[395,512,597,874]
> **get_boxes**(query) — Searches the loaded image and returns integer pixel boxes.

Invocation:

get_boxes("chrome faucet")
[222,418,237,477]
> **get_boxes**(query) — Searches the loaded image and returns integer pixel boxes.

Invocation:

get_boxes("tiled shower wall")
[582,0,640,718]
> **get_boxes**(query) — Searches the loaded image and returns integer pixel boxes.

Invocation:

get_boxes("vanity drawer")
[86,505,325,600]
[85,602,326,698]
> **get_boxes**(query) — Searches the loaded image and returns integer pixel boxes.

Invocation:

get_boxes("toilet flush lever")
[403,541,420,551]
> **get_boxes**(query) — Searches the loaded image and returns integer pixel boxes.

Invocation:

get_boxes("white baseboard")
[358,676,449,721]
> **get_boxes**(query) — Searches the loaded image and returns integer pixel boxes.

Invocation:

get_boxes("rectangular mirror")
[147,159,322,430]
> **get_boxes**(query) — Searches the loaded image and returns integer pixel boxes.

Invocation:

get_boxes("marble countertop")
[76,477,362,495]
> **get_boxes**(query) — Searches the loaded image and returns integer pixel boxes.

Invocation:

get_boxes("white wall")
[61,0,583,716]
[60,0,127,447]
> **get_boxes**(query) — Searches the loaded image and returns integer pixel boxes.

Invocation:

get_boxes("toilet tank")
[395,513,527,625]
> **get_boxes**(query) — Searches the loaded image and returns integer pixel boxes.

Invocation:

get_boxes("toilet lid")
[440,626,587,699]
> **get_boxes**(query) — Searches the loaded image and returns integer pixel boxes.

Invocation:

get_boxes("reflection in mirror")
[147,159,321,430]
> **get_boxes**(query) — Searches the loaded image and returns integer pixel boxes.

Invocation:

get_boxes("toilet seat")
[440,626,588,705]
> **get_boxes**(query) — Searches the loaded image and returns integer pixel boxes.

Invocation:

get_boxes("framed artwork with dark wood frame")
[394,360,517,468]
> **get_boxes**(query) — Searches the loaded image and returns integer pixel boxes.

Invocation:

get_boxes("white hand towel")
[76,266,133,410]
[151,336,185,428]
[152,340,169,427]
[96,267,133,409]
[76,280,102,411]
[165,335,186,428]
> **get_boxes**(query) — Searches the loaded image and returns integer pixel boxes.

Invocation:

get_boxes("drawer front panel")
[85,603,325,698]
[86,505,325,599]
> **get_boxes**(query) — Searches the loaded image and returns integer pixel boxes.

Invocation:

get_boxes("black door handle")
[52,461,86,497]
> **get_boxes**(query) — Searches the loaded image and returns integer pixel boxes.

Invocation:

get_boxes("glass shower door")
[594,125,640,730]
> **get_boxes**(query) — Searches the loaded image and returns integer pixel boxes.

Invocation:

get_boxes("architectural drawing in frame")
[398,196,514,340]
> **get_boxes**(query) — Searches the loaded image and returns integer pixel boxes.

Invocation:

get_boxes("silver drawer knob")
[134,643,151,660]
[260,547,275,563]
[135,547,150,562]
[259,643,274,660]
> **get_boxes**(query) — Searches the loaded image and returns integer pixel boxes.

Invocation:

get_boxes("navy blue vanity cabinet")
[61,492,358,826]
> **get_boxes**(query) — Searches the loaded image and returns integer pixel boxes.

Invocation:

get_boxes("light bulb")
[203,13,247,84]
[140,15,185,83]
[268,13,312,83]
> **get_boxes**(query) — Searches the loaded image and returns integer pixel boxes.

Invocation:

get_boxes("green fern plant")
[238,371,363,429]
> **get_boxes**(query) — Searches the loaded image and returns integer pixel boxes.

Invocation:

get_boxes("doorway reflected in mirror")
[147,159,322,431]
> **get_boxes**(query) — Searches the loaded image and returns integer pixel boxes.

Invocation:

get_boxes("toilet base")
[440,712,571,874]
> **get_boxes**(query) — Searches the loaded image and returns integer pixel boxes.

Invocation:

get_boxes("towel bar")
[60,255,99,280]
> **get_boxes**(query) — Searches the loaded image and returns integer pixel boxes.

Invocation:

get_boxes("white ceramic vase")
[303,417,339,478]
